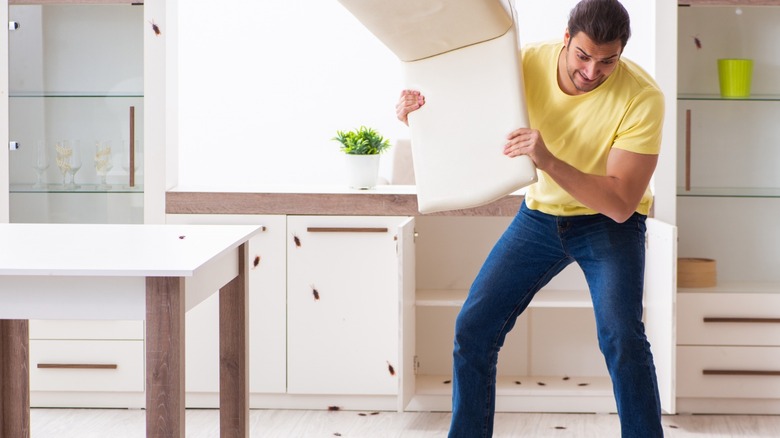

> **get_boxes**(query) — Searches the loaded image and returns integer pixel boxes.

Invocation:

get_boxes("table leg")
[219,243,249,438]
[146,277,186,438]
[0,320,30,438]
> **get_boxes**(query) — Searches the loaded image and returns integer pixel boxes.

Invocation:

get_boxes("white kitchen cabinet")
[165,204,675,414]
[676,2,780,414]
[286,215,414,399]
[165,214,287,407]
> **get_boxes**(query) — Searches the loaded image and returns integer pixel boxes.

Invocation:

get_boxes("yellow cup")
[717,58,753,98]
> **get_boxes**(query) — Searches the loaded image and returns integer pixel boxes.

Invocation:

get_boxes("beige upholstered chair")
[339,0,537,213]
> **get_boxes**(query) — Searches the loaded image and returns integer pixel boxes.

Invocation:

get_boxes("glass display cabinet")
[8,3,143,223]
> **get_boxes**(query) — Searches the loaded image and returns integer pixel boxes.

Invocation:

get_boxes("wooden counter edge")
[165,191,524,217]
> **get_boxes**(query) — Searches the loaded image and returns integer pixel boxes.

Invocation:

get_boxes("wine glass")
[94,140,113,190]
[32,140,50,189]
[55,141,72,187]
[56,140,82,189]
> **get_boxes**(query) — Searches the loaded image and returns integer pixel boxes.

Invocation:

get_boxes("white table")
[0,223,262,438]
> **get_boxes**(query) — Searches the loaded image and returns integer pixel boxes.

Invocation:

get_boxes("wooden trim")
[680,1,780,6]
[165,191,525,217]
[704,369,780,376]
[307,227,389,233]
[704,317,780,324]
[1,320,30,438]
[685,109,691,191]
[146,277,185,438]
[129,106,135,188]
[36,363,118,369]
[219,243,249,437]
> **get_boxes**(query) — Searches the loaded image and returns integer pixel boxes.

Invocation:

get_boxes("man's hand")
[396,90,425,126]
[503,127,556,171]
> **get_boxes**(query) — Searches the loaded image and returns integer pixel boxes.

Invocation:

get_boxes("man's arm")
[505,128,658,223]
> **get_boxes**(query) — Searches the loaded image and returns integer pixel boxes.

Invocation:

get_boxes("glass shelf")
[10,184,143,194]
[677,187,780,198]
[10,92,143,98]
[679,94,780,101]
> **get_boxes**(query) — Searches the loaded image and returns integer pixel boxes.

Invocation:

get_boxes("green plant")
[332,126,391,155]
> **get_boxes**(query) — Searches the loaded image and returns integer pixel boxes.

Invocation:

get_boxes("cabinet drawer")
[677,346,780,398]
[30,320,143,340]
[677,293,780,346]
[30,340,144,392]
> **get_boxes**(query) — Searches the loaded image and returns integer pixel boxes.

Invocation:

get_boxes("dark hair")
[568,0,631,48]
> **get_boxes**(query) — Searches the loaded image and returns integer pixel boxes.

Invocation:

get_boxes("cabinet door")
[166,214,287,401]
[398,217,416,411]
[644,218,677,414]
[6,4,144,224]
[287,216,411,395]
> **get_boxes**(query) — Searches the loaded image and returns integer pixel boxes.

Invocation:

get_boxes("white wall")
[175,0,663,189]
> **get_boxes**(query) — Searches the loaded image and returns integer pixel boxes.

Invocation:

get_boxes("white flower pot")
[345,154,380,189]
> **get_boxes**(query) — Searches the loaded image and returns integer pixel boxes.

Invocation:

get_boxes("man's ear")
[563,28,571,48]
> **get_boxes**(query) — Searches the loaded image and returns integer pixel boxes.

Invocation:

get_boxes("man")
[396,0,664,436]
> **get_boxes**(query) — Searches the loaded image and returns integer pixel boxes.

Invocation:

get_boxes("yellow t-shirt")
[521,41,664,216]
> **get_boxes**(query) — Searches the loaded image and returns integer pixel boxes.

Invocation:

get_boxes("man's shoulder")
[521,40,561,58]
[617,57,662,94]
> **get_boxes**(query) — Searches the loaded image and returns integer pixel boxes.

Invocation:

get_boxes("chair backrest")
[390,139,415,185]
[338,0,537,213]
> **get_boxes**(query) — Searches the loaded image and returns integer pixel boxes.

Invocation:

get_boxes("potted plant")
[332,126,391,189]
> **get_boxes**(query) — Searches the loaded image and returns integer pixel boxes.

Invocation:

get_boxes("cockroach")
[334,433,342,437]
[692,35,702,49]
[328,405,340,411]
[387,361,395,376]
[562,376,570,381]
[577,382,590,387]
[443,379,452,384]
[178,235,186,240]
[554,426,567,430]
[537,382,546,386]
[253,255,261,268]
[293,235,301,247]
[669,425,679,429]
[311,285,320,301]
[514,381,522,385]
[149,19,161,36]
[370,412,380,416]
[358,413,367,417]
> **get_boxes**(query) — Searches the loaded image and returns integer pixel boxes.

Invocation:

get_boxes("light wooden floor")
[30,408,780,437]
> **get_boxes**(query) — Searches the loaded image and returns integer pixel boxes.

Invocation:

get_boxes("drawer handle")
[37,363,118,370]
[703,369,780,377]
[307,227,388,233]
[704,317,780,324]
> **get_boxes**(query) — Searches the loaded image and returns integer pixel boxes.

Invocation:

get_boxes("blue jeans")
[449,202,663,437]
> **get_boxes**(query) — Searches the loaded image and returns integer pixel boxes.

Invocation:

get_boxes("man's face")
[560,31,623,95]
